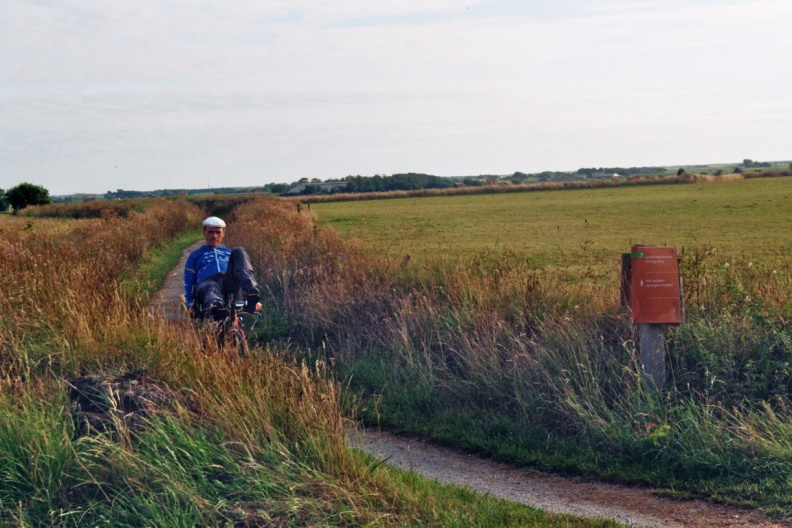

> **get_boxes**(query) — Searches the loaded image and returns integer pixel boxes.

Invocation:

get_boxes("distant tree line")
[342,173,454,193]
[104,186,270,200]
[534,171,578,182]
[742,159,772,168]
[576,166,667,177]
[64,160,789,203]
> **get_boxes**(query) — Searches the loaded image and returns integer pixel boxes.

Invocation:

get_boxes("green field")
[301,178,792,516]
[313,177,792,271]
[9,192,791,522]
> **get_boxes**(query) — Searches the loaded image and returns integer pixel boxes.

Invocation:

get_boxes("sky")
[1,0,791,196]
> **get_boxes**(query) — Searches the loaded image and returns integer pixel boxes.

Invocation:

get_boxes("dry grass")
[0,196,350,466]
[2,197,577,526]
[229,194,792,513]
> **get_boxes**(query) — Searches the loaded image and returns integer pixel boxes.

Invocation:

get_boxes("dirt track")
[149,240,203,323]
[349,428,787,528]
[155,239,786,528]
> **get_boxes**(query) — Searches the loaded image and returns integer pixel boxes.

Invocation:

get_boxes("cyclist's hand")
[255,302,262,312]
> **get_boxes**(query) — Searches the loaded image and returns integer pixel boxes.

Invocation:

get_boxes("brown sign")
[630,246,682,324]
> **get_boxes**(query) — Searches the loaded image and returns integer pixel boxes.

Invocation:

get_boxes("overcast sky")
[2,0,791,195]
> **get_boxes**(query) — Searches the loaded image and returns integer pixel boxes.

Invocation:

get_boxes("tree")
[6,182,51,211]
[511,172,529,183]
[0,189,8,212]
[267,183,290,195]
[300,184,320,195]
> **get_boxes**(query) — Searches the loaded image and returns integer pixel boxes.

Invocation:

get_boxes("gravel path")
[153,239,787,528]
[349,428,786,528]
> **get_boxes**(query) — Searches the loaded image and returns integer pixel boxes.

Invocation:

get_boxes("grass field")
[7,189,791,521]
[230,182,792,517]
[1,200,618,527]
[313,176,792,270]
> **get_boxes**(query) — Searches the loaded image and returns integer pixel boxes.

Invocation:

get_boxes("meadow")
[226,178,792,517]
[0,200,611,526]
[312,176,792,272]
[4,178,791,523]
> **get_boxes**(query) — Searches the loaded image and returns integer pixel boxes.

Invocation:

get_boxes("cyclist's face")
[204,226,225,248]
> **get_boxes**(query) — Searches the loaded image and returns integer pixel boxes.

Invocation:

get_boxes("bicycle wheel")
[228,324,248,357]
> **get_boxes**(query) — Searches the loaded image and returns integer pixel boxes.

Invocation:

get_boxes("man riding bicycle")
[184,216,261,320]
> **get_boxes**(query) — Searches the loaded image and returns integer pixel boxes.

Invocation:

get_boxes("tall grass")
[229,197,792,515]
[2,199,591,526]
[0,199,355,523]
[19,194,259,220]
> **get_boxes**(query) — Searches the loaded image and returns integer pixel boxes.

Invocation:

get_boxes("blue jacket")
[184,244,232,307]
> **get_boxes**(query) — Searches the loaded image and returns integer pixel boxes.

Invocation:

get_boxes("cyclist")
[184,216,261,320]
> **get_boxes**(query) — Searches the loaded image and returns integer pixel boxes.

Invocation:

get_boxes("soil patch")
[69,371,178,436]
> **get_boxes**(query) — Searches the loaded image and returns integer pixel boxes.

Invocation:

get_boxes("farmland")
[259,176,792,517]
[312,176,792,271]
[4,178,792,523]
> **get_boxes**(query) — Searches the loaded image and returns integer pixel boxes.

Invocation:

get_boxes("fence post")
[637,323,667,391]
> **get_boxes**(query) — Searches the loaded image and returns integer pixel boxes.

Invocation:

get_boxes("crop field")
[312,176,792,271]
[0,214,84,236]
[6,186,792,523]
[272,178,792,517]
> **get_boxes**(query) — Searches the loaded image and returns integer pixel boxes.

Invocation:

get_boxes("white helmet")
[202,216,226,228]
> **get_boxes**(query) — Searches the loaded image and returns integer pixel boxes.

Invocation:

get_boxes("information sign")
[630,246,682,324]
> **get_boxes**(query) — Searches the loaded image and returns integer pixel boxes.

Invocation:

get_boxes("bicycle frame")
[218,295,249,356]
[191,293,250,356]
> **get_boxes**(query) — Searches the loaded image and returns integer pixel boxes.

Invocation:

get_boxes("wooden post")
[637,323,666,391]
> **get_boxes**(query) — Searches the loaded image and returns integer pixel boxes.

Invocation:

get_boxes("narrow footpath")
[349,429,785,528]
[154,240,787,528]
[149,240,203,323]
